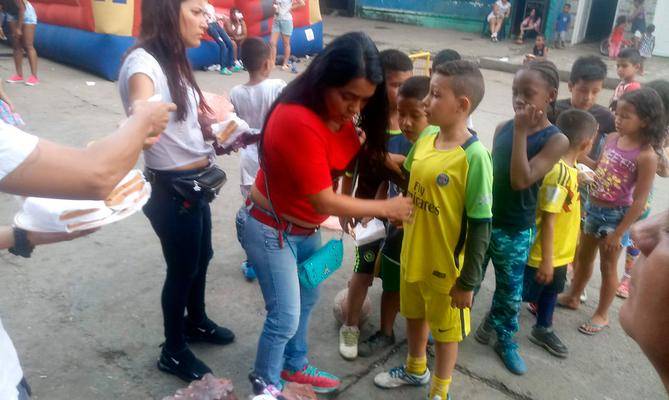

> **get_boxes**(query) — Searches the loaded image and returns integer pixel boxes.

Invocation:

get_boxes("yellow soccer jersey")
[401,134,493,293]
[528,159,581,267]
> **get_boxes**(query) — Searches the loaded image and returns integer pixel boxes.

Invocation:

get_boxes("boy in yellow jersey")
[374,60,492,400]
[524,109,596,358]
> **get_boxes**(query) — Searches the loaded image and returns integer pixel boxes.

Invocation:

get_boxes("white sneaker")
[374,365,430,389]
[428,394,452,400]
[339,325,359,360]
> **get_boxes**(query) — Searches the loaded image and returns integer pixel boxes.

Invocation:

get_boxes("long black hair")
[259,31,389,171]
[128,0,210,121]
[645,80,669,130]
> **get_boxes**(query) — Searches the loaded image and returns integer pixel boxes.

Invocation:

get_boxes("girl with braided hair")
[474,60,569,375]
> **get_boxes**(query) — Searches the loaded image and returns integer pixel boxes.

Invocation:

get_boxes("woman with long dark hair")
[242,32,413,396]
[118,0,233,382]
[1,0,39,86]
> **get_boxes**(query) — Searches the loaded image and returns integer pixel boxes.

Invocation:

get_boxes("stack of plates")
[14,170,151,233]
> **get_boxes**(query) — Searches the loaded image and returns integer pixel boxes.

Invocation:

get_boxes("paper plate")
[13,170,151,233]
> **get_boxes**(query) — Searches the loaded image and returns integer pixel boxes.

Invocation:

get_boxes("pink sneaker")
[6,75,23,83]
[25,76,39,86]
[281,364,340,394]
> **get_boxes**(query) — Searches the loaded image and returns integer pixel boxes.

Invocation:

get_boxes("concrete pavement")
[322,14,669,89]
[0,16,667,400]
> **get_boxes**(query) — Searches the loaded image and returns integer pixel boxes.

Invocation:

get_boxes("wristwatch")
[9,226,34,258]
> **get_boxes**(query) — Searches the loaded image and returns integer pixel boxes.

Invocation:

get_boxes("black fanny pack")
[173,165,227,203]
[148,165,227,203]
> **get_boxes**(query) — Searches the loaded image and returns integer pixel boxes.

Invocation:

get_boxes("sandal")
[578,320,609,336]
[617,275,630,299]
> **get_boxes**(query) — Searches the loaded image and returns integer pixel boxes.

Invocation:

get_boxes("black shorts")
[522,265,568,303]
[353,239,383,275]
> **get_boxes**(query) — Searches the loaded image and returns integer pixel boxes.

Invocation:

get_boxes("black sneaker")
[529,326,568,358]
[185,318,235,345]
[157,347,213,382]
[358,331,395,358]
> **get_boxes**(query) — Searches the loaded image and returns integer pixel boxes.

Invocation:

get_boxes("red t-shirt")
[255,103,360,225]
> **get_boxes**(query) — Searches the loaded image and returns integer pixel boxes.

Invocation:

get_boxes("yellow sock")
[406,355,427,375]
[429,375,452,399]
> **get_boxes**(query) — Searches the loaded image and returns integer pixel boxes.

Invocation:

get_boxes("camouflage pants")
[481,227,534,348]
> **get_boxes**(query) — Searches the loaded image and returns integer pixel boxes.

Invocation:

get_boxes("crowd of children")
[221,27,669,398]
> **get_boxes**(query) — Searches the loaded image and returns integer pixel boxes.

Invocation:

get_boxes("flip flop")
[578,320,609,335]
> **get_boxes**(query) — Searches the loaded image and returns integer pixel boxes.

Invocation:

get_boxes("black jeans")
[144,169,214,353]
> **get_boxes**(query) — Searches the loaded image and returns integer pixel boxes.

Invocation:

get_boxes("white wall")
[654,0,669,56]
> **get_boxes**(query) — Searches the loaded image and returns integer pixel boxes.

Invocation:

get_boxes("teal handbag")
[264,162,356,289]
[294,236,344,289]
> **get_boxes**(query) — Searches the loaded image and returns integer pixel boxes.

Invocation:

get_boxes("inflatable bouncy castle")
[31,0,323,80]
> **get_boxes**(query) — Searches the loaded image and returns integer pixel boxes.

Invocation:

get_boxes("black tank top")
[491,120,561,230]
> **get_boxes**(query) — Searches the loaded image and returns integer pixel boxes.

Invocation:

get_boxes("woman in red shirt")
[242,32,413,396]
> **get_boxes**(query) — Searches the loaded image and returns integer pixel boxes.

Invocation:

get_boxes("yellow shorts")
[400,278,470,343]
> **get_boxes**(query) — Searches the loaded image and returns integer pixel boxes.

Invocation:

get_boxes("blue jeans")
[272,18,294,36]
[583,202,632,247]
[208,22,234,68]
[17,378,31,400]
[243,214,321,386]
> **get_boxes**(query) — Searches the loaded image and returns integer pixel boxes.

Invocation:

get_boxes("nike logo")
[438,329,448,333]
[170,357,180,365]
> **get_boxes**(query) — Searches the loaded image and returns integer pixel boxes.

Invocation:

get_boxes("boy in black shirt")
[551,56,615,163]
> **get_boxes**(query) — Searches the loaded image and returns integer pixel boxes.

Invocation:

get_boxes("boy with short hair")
[552,55,615,164]
[374,60,492,400]
[523,109,596,358]
[356,76,439,358]
[339,49,414,360]
[554,3,572,49]
[610,48,643,111]
[232,37,286,279]
[429,51,475,132]
[430,49,461,75]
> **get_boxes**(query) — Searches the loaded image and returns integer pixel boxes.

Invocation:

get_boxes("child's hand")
[385,153,405,175]
[514,103,544,136]
[535,260,554,285]
[339,216,354,235]
[449,285,474,309]
[603,232,623,253]
[356,127,367,145]
[577,170,595,187]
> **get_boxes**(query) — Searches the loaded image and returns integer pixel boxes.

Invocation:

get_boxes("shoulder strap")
[262,158,359,244]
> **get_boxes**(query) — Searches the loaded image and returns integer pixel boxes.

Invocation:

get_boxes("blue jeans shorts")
[6,2,37,24]
[272,18,293,36]
[583,202,632,247]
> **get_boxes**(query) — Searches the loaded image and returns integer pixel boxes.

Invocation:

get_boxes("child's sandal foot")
[578,320,609,336]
